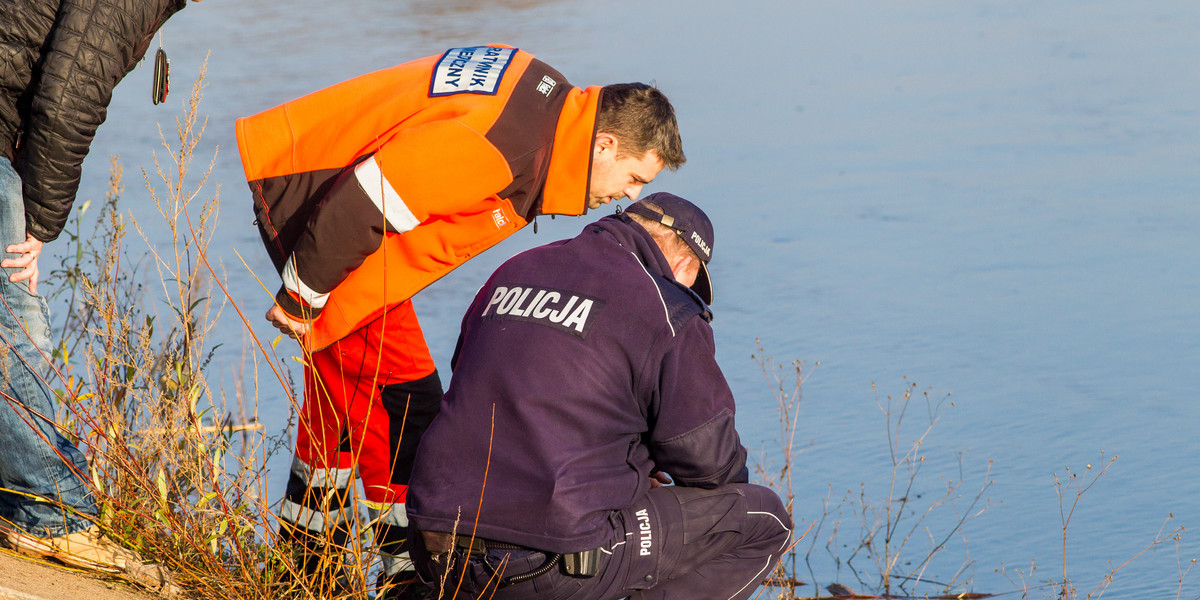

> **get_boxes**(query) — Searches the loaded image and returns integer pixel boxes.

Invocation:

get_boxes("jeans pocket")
[0,282,53,353]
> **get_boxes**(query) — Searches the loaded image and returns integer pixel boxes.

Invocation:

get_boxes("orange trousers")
[281,300,443,547]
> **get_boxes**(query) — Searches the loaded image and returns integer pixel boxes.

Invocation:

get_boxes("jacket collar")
[592,214,674,279]
[592,214,713,315]
[540,85,601,216]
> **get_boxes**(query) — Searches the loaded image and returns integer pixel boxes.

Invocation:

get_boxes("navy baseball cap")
[625,192,715,304]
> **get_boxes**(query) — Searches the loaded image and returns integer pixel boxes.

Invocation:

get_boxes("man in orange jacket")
[236,44,685,598]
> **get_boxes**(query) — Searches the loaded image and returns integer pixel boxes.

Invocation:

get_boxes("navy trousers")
[413,483,792,600]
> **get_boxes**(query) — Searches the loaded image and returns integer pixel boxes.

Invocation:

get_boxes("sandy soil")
[0,550,160,600]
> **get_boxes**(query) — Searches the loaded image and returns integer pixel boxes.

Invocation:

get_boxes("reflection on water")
[70,1,1200,597]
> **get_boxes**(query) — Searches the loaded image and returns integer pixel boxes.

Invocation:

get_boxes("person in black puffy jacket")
[0,0,189,588]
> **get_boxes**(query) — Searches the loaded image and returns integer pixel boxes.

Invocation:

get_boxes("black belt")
[420,530,525,554]
[456,535,527,554]
[419,530,599,584]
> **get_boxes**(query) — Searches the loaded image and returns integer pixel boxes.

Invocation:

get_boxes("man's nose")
[625,184,645,202]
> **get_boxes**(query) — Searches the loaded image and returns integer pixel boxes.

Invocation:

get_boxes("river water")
[64,1,1199,597]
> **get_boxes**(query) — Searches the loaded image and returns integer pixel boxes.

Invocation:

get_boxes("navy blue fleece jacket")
[407,214,748,554]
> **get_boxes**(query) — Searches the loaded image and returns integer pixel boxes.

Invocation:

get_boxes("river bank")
[0,551,158,600]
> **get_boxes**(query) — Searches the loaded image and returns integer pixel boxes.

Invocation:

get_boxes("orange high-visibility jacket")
[236,45,600,351]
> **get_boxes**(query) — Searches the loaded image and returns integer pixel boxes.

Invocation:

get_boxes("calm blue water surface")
[63,1,1199,597]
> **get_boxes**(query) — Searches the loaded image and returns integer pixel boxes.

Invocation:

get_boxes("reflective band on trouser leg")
[277,454,357,591]
[285,345,359,547]
[367,501,413,577]
[351,310,444,575]
[370,371,445,580]
[278,454,356,543]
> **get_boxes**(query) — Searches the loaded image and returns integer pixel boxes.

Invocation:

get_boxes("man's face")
[587,135,664,209]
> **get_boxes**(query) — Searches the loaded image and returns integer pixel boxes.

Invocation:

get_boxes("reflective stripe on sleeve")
[282,256,331,310]
[354,156,421,233]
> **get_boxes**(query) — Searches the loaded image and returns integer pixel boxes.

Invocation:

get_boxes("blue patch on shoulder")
[429,46,517,97]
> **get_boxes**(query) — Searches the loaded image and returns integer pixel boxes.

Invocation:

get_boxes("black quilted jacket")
[0,0,186,242]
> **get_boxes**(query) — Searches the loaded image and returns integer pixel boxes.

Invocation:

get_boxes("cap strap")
[625,204,679,231]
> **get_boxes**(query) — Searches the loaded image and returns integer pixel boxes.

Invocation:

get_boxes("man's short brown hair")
[597,83,686,170]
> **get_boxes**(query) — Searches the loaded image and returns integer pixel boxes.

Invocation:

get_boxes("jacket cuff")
[25,218,56,244]
[275,287,323,320]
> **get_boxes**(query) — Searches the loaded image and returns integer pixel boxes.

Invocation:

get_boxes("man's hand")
[649,471,673,488]
[3,234,44,294]
[266,304,311,340]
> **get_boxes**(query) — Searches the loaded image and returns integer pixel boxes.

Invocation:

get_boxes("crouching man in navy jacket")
[407,193,792,600]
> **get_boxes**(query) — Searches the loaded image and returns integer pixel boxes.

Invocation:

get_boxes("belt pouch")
[563,546,601,577]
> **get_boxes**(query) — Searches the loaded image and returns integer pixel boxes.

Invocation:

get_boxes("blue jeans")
[0,158,95,537]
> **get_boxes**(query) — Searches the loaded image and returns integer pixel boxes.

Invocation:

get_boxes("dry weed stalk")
[855,379,992,597]
[750,343,992,599]
[1052,453,1189,600]
[750,341,810,599]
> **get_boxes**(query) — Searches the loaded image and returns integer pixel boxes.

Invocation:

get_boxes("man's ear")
[668,253,700,286]
[593,132,617,156]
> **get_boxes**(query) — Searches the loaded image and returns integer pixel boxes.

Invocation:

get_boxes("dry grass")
[35,61,454,600]
[38,61,290,599]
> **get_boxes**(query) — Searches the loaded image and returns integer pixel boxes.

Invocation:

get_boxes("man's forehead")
[632,151,664,181]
